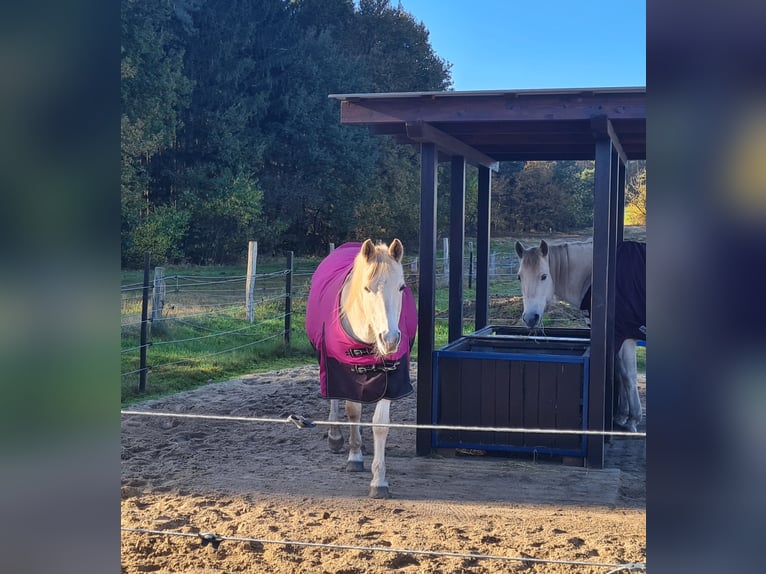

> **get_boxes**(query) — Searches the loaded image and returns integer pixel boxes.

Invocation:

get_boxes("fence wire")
[120,527,644,571]
[121,409,646,438]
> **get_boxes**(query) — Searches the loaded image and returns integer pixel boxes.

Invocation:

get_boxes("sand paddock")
[121,364,646,573]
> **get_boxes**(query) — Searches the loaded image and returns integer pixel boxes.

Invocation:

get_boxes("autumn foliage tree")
[497,161,594,233]
[625,161,647,225]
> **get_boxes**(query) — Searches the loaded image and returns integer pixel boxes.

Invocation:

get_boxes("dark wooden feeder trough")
[432,326,591,459]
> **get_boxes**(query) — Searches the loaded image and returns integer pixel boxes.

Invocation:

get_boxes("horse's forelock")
[354,245,395,278]
[520,246,545,273]
[344,246,400,311]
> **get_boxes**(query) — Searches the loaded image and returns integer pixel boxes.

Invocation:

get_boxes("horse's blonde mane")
[548,240,594,307]
[519,239,594,308]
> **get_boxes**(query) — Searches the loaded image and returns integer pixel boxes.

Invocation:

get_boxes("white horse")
[515,239,646,432]
[305,240,417,498]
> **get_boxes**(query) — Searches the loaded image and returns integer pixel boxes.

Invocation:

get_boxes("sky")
[397,0,646,92]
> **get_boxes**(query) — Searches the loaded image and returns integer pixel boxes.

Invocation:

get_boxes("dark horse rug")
[305,243,417,403]
[581,240,646,348]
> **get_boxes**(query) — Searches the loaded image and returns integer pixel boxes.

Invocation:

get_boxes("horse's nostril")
[378,331,401,354]
[523,313,540,328]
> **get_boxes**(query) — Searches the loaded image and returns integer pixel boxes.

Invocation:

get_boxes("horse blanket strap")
[351,361,400,374]
[345,347,376,357]
[580,241,646,348]
[305,243,417,404]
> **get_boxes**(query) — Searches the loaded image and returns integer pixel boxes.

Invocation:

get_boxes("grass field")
[121,229,645,404]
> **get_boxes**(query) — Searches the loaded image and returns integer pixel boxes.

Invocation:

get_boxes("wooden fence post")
[246,241,258,322]
[284,251,293,345]
[468,241,474,289]
[443,237,449,279]
[151,266,165,326]
[139,253,150,393]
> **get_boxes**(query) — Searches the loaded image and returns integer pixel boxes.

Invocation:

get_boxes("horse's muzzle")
[522,312,541,329]
[377,331,401,356]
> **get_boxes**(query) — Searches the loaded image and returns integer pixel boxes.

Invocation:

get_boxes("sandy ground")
[121,364,646,573]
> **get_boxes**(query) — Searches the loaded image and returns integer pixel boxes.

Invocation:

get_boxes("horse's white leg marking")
[369,399,391,498]
[623,339,642,431]
[345,400,364,472]
[615,340,641,432]
[327,399,345,453]
[613,346,629,428]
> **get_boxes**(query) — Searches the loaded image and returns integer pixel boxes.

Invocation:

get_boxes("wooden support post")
[475,165,491,331]
[416,142,438,456]
[605,149,621,431]
[588,137,614,468]
[448,156,466,343]
[246,241,258,323]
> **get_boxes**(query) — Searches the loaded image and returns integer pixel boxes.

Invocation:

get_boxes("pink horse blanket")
[305,243,417,403]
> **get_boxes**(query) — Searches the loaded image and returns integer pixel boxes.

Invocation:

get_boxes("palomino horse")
[515,239,646,432]
[305,240,417,498]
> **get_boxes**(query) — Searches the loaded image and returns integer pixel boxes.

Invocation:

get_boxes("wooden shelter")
[329,88,646,467]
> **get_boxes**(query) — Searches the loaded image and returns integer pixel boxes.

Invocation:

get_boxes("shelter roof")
[329,87,646,168]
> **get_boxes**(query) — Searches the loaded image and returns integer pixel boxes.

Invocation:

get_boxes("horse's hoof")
[346,460,364,472]
[328,435,345,453]
[368,486,390,499]
[613,418,637,433]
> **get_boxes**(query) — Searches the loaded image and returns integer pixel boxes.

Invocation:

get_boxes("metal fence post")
[139,252,150,393]
[284,251,293,345]
[151,266,165,327]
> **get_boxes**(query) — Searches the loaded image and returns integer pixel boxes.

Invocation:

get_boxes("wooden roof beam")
[591,115,629,164]
[405,121,499,171]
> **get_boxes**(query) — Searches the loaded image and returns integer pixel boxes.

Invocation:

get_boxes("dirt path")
[121,364,646,573]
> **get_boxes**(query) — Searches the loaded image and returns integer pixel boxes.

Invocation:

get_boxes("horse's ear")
[540,240,549,257]
[389,238,404,263]
[361,239,376,261]
[515,241,525,259]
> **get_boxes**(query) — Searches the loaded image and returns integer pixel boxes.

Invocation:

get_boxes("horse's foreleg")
[345,400,364,472]
[613,347,630,429]
[369,399,391,498]
[327,399,345,453]
[615,340,642,432]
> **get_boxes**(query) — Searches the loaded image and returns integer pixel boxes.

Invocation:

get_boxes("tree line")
[122,0,643,268]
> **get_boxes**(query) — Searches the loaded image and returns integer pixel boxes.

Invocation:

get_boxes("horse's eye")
[399,285,405,292]
[517,274,520,281]
[541,274,548,281]
[364,286,371,293]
